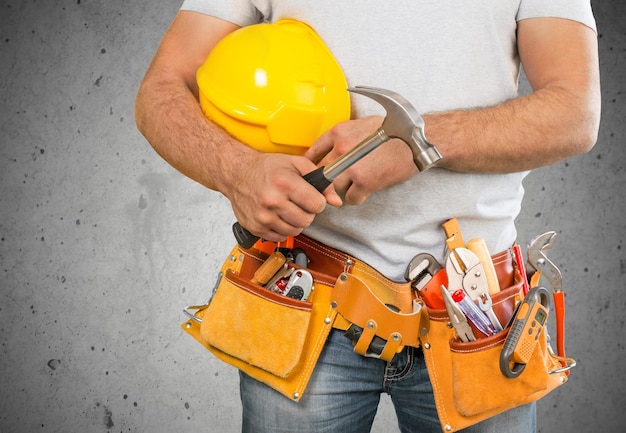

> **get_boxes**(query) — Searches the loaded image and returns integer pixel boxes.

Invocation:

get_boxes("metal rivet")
[345,258,354,266]
[324,317,331,325]
[367,321,374,329]
[393,334,400,342]
[331,301,337,309]
[474,271,481,278]
[229,255,236,261]
[239,255,244,262]
[538,258,546,266]
[424,343,431,350]
[293,393,299,400]
[185,322,192,329]
[340,274,347,281]
[445,424,452,431]
[446,322,453,329]
[421,327,428,335]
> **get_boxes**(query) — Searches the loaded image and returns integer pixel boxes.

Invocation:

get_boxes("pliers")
[440,284,476,342]
[527,231,562,293]
[445,247,489,301]
[446,248,502,333]
[526,231,566,357]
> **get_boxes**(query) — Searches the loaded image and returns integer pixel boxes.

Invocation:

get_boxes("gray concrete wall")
[1,1,624,432]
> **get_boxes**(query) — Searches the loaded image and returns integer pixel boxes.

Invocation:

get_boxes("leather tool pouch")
[419,270,575,432]
[182,233,574,430]
[331,268,426,361]
[182,242,338,401]
[181,235,425,400]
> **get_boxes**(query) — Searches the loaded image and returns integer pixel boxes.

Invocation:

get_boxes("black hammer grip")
[232,166,332,248]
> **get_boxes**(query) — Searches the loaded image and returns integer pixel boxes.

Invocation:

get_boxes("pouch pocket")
[200,269,312,378]
[448,329,550,416]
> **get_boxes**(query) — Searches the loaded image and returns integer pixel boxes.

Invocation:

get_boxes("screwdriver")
[452,289,497,337]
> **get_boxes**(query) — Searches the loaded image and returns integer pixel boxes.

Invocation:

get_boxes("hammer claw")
[348,86,442,171]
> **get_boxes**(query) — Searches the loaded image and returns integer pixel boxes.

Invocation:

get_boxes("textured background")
[1,1,624,432]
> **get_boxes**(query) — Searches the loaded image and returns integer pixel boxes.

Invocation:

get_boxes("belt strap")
[294,234,516,294]
[292,234,516,361]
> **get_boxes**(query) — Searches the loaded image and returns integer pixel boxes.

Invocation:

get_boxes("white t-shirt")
[181,0,596,280]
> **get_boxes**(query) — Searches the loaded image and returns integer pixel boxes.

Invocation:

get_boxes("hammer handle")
[233,129,387,248]
[302,166,333,192]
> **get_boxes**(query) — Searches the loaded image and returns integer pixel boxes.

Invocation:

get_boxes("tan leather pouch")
[332,272,426,361]
[182,245,337,401]
[420,278,574,432]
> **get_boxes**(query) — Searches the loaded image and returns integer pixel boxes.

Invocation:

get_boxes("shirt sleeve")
[179,0,267,26]
[517,0,596,31]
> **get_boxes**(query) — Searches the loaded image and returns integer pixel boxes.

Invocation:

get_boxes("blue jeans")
[240,329,536,433]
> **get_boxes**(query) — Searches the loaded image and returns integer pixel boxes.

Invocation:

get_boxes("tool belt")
[182,229,574,432]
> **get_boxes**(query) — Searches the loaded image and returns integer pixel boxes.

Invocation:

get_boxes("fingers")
[331,139,419,205]
[322,185,343,207]
[333,174,368,206]
[242,193,323,242]
[230,155,331,242]
[303,130,334,164]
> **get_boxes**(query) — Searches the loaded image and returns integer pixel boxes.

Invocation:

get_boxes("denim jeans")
[240,329,536,433]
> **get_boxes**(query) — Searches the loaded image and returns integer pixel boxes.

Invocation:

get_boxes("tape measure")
[500,286,551,378]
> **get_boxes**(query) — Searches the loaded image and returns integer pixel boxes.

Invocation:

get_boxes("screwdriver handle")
[467,238,501,295]
[232,166,331,249]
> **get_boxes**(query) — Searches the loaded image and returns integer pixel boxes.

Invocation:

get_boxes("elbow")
[578,125,599,155]
[565,88,601,156]
[134,83,148,137]
[574,101,601,155]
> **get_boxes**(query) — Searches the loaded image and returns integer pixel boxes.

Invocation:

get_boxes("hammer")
[233,85,443,248]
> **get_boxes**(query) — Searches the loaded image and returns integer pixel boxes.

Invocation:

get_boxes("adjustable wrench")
[233,86,443,249]
[404,253,447,309]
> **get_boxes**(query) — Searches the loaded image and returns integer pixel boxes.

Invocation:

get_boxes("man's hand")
[305,116,419,205]
[224,152,334,242]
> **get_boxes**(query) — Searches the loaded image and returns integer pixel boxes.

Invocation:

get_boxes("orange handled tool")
[526,231,566,358]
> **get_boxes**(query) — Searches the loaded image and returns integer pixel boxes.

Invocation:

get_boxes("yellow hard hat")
[197,19,350,155]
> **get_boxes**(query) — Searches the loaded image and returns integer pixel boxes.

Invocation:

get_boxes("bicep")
[144,11,240,95]
[518,17,600,94]
[517,17,601,152]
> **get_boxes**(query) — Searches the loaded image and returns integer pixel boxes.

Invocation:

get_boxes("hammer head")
[348,86,442,171]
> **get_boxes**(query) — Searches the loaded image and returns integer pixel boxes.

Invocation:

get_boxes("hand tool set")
[403,218,572,380]
[252,249,315,301]
[183,68,577,431]
[182,226,575,432]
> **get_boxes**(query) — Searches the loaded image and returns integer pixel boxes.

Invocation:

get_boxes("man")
[135,1,600,432]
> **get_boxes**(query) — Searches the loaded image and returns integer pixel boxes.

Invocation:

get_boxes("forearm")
[426,83,600,173]
[135,70,331,240]
[135,73,254,197]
